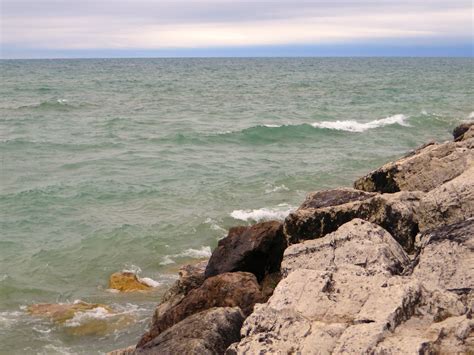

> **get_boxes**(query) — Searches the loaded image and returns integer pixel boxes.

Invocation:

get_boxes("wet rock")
[453,121,474,141]
[27,301,111,323]
[417,166,474,232]
[354,138,473,193]
[108,272,153,292]
[136,307,244,355]
[137,272,263,347]
[107,346,136,355]
[412,219,474,293]
[205,221,286,281]
[284,188,422,251]
[229,219,470,354]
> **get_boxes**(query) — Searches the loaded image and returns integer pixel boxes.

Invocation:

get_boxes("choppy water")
[0,58,473,354]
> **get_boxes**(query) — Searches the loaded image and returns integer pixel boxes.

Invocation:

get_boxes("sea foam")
[311,114,409,132]
[230,204,295,222]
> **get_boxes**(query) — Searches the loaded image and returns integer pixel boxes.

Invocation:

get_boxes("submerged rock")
[108,272,154,292]
[205,221,286,281]
[27,301,111,323]
[229,219,471,354]
[284,188,422,251]
[137,307,244,355]
[137,272,263,347]
[354,138,473,193]
[417,166,474,232]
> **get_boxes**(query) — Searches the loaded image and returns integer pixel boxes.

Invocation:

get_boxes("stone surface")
[229,219,471,354]
[453,121,474,141]
[108,272,153,292]
[284,188,422,251]
[205,221,286,281]
[353,138,473,193]
[161,260,207,302]
[412,218,474,294]
[136,307,244,355]
[137,272,263,347]
[417,166,474,232]
[28,301,111,323]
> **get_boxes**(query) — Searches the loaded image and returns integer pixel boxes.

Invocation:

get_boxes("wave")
[310,114,409,132]
[12,99,94,111]
[159,246,212,266]
[230,204,295,223]
[468,112,474,119]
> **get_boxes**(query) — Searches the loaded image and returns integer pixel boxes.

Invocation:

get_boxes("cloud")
[0,0,472,53]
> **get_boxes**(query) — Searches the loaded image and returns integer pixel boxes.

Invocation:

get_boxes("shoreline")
[109,121,473,354]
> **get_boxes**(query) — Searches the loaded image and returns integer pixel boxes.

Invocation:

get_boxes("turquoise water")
[0,58,473,354]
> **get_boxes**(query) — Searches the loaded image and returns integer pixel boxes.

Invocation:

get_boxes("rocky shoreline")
[111,122,473,354]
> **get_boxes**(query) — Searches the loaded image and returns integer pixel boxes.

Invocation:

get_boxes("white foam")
[63,307,111,327]
[122,264,142,275]
[311,114,409,132]
[230,205,295,222]
[204,217,227,232]
[468,112,474,119]
[175,246,212,259]
[159,255,176,265]
[265,184,289,194]
[138,277,161,288]
[263,124,282,128]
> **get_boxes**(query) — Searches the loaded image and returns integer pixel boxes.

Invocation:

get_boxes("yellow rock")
[27,301,111,323]
[108,272,152,292]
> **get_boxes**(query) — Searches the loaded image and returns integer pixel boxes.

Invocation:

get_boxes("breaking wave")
[230,203,295,223]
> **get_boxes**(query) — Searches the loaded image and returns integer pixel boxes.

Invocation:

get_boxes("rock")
[107,346,136,355]
[27,301,111,323]
[453,121,474,141]
[205,221,286,281]
[354,138,473,193]
[282,219,410,277]
[137,272,264,347]
[260,272,282,300]
[417,166,474,232]
[230,219,470,354]
[108,272,153,292]
[412,219,474,294]
[136,307,244,355]
[284,188,422,251]
[161,260,207,302]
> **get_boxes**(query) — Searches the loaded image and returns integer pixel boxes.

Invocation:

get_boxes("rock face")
[108,272,153,292]
[412,218,474,293]
[354,138,473,193]
[229,219,472,354]
[417,166,474,232]
[136,308,244,355]
[161,260,207,302]
[284,188,422,251]
[137,272,264,348]
[453,121,474,141]
[205,221,286,281]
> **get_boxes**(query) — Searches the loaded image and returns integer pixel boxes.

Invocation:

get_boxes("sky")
[0,0,473,58]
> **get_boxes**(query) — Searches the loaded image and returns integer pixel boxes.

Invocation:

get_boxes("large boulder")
[412,219,474,294]
[229,219,471,354]
[417,167,474,232]
[136,307,244,355]
[353,138,473,193]
[205,221,286,281]
[453,121,474,141]
[137,272,264,347]
[283,188,422,251]
[161,260,208,302]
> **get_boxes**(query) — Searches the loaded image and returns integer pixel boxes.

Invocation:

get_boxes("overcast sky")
[1,0,473,58]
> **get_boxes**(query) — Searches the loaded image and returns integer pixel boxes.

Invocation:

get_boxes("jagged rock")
[205,221,286,281]
[161,260,207,302]
[107,346,135,355]
[282,219,410,276]
[353,138,473,193]
[417,167,474,232]
[108,272,153,292]
[137,272,263,347]
[229,220,470,354]
[136,307,244,355]
[453,121,474,141]
[284,188,422,251]
[412,219,474,294]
